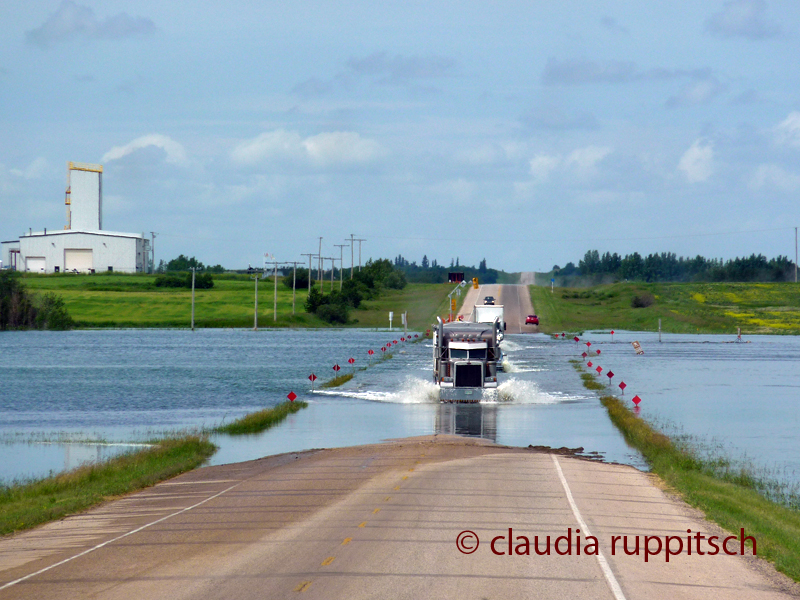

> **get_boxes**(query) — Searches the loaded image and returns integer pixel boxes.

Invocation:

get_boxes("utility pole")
[318,237,323,291]
[349,233,355,279]
[150,232,157,273]
[301,253,316,297]
[190,267,196,331]
[273,260,278,322]
[795,226,798,283]
[334,244,348,290]
[354,238,367,271]
[321,257,336,292]
[284,261,300,314]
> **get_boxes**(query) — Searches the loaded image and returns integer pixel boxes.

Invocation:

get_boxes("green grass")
[21,274,454,329]
[530,281,800,335]
[0,436,216,537]
[600,395,800,582]
[349,283,454,329]
[320,373,354,388]
[213,401,308,435]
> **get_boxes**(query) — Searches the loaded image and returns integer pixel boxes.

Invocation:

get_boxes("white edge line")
[0,481,242,591]
[552,454,627,600]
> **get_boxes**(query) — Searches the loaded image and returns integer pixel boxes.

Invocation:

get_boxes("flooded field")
[1,328,797,490]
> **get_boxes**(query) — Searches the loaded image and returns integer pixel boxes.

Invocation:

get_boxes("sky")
[2,1,800,272]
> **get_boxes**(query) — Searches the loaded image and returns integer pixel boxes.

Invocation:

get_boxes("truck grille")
[455,364,483,388]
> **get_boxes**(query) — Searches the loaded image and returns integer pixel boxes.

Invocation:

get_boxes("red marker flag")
[586,342,592,347]
[587,361,593,367]
[401,337,405,342]
[348,358,355,364]
[308,374,317,382]
[368,349,374,355]
[287,391,297,402]
[381,347,386,352]
[619,381,627,391]
[581,352,587,358]
[606,371,614,379]
[632,395,642,406]
[596,349,601,354]
[596,366,603,374]
[333,364,341,372]
[574,336,580,342]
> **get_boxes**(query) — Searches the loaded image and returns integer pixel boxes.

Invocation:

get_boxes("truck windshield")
[449,348,487,360]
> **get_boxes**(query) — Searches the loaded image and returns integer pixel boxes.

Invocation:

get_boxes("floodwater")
[0,328,797,493]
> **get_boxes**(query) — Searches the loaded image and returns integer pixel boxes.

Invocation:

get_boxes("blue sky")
[2,1,799,272]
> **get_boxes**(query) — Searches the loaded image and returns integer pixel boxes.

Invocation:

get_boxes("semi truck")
[433,316,503,403]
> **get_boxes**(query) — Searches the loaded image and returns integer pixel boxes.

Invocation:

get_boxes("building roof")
[21,229,145,240]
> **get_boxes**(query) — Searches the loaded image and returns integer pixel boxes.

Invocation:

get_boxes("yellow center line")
[401,476,408,480]
[321,556,335,566]
[358,521,367,528]
[393,485,400,490]
[342,537,352,545]
[294,581,312,592]
[373,508,381,514]
[384,496,391,501]
[408,468,414,472]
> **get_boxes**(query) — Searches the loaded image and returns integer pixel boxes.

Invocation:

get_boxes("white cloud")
[774,112,800,147]
[230,129,385,167]
[705,0,780,40]
[566,146,612,173]
[26,1,155,48]
[678,139,714,183]
[529,153,561,181]
[750,164,800,192]
[102,134,188,166]
[666,77,727,107]
[528,146,612,183]
[10,157,50,179]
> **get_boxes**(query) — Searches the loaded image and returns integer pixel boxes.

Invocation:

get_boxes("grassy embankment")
[213,400,308,435]
[531,281,800,335]
[0,436,215,537]
[570,362,800,582]
[22,273,453,329]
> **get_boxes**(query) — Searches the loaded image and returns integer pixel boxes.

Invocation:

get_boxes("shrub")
[316,303,349,324]
[631,293,655,308]
[35,293,74,330]
[383,270,407,290]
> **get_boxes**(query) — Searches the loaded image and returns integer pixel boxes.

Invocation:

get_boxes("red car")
[526,314,539,325]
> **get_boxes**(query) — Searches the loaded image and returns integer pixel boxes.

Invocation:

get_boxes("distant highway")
[458,283,539,334]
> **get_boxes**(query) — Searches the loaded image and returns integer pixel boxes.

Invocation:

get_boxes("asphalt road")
[1,437,796,599]
[458,284,539,334]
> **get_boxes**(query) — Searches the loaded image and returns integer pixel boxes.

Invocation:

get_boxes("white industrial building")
[1,162,150,274]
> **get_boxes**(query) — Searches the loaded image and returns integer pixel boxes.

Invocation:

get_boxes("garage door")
[65,249,93,272]
[26,256,46,273]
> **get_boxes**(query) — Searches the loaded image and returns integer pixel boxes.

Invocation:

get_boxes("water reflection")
[435,404,497,441]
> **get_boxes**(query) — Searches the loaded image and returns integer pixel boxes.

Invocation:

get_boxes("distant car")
[483,296,495,305]
[526,314,539,325]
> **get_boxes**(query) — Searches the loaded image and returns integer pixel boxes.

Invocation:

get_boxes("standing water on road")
[1,329,798,493]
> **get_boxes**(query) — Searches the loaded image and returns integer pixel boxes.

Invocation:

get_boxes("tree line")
[553,250,797,284]
[392,255,506,284]
[0,271,73,330]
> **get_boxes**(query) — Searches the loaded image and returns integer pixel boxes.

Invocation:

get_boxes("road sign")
[381,347,386,352]
[333,364,341,372]
[632,395,642,406]
[596,366,603,374]
[451,298,457,311]
[308,374,317,382]
[401,337,405,342]
[632,341,644,355]
[348,358,355,365]
[287,391,297,402]
[368,349,374,355]
[596,349,601,354]
[586,342,592,347]
[619,381,627,393]
[607,371,614,379]
[587,361,593,367]
[574,336,579,342]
